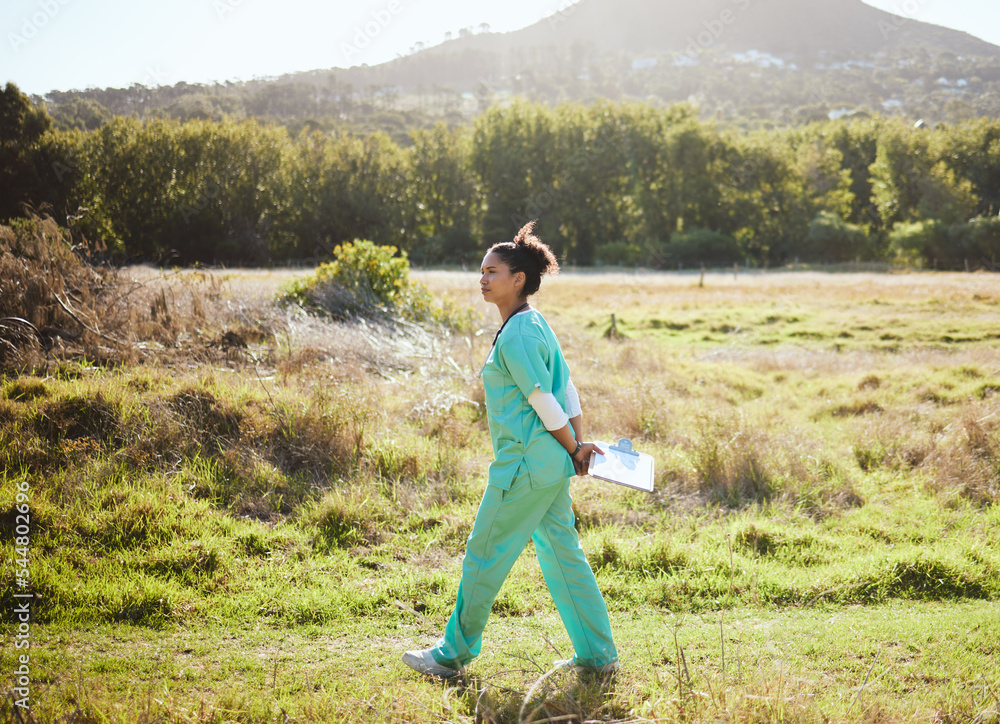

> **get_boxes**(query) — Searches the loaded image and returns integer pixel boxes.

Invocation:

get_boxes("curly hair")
[487,220,559,297]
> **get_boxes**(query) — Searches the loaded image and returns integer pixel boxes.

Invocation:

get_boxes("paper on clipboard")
[588,438,654,492]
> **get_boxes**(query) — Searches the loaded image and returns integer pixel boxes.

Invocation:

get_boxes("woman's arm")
[569,414,584,475]
[565,379,587,471]
[526,380,601,475]
[549,421,603,476]
[569,414,582,444]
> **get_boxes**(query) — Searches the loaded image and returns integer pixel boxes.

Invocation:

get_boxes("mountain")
[39,0,1000,134]
[452,0,1000,58]
[341,0,999,88]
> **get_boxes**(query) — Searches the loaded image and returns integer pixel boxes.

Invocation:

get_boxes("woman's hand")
[572,442,604,476]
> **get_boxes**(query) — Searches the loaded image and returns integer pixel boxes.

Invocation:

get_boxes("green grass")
[6,603,999,723]
[1,269,999,723]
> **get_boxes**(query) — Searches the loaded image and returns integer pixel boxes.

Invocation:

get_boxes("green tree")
[75,117,289,262]
[870,121,924,227]
[277,130,411,263]
[718,134,810,265]
[471,101,550,246]
[50,97,112,131]
[618,103,672,250]
[790,130,854,220]
[32,128,90,233]
[803,211,871,263]
[868,120,975,227]
[0,82,53,221]
[937,118,1000,217]
[825,119,885,255]
[75,117,182,258]
[664,118,727,233]
[549,102,630,265]
[407,122,479,263]
[172,119,289,262]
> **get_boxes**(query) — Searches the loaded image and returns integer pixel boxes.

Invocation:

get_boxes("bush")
[888,219,948,267]
[948,215,1000,268]
[662,228,741,268]
[593,240,648,267]
[0,213,119,367]
[890,216,1000,269]
[411,228,480,266]
[802,211,870,262]
[282,240,411,316]
[281,239,466,328]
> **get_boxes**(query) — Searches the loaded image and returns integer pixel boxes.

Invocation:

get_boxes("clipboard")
[588,438,655,492]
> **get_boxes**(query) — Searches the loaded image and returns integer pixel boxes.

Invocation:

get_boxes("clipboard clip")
[610,438,639,457]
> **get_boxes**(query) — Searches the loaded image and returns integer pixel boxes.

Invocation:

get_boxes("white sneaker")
[402,648,461,679]
[554,658,620,674]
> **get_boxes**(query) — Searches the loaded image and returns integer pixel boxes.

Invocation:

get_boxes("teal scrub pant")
[430,473,618,670]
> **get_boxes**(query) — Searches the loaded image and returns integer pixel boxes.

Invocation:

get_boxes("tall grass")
[2,267,999,722]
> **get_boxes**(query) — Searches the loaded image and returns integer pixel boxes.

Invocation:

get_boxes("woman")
[402,221,619,679]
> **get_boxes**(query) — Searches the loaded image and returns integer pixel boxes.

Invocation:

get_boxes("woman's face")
[479,251,524,307]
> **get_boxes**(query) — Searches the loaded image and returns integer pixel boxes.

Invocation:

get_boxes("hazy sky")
[3,0,999,96]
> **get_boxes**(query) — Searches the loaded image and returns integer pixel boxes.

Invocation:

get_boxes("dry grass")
[0,215,125,366]
[0,218,281,370]
[3,263,999,723]
[196,265,1000,510]
[94,266,1000,515]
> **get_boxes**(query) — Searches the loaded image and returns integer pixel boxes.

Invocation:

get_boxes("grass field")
[2,267,999,723]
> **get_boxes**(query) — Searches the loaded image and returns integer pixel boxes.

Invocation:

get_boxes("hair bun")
[512,220,559,278]
[513,220,537,246]
[487,220,559,297]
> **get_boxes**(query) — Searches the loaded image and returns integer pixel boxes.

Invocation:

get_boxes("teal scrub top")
[481,309,576,490]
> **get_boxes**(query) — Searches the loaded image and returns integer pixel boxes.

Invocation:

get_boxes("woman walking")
[402,221,619,678]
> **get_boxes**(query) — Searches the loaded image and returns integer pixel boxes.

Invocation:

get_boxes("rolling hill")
[434,0,1000,58]
[38,0,1000,133]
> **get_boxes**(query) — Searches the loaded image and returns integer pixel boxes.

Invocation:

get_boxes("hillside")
[428,0,1000,59]
[35,0,1000,134]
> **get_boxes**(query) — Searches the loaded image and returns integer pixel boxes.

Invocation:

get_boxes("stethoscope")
[476,302,530,379]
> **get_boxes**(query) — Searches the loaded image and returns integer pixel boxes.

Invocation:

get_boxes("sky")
[3,0,999,97]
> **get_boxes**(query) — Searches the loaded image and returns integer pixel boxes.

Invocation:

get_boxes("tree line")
[3,82,999,270]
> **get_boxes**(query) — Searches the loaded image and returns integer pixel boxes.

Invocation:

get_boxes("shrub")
[948,215,1000,268]
[802,211,870,262]
[888,219,946,267]
[844,556,993,603]
[411,227,480,265]
[890,216,1000,269]
[662,227,741,268]
[281,239,466,328]
[593,240,648,267]
[0,214,114,365]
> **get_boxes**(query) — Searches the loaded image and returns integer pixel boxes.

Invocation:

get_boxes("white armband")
[528,388,570,431]
[565,377,582,418]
